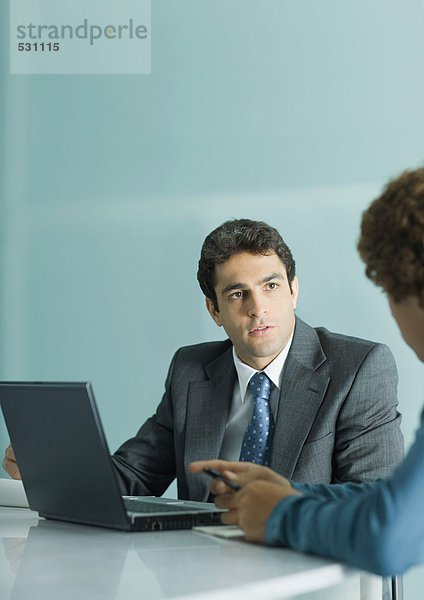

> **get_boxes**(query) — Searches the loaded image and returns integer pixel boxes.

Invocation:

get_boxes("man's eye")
[266,282,278,290]
[230,291,244,299]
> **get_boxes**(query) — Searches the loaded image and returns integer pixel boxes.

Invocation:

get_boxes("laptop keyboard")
[124,498,200,513]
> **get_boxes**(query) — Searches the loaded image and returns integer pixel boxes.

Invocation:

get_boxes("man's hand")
[236,480,301,542]
[189,459,301,534]
[3,444,21,479]
[190,459,286,491]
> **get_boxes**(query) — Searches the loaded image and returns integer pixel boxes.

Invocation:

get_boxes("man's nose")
[247,293,268,318]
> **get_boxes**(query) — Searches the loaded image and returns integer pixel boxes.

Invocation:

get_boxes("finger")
[224,465,273,488]
[214,493,237,510]
[189,460,227,473]
[209,467,268,492]
[222,469,248,488]
[210,479,232,496]
[220,509,239,526]
[189,459,252,475]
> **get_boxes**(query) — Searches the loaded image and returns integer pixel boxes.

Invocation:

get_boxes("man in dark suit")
[3,219,403,499]
[110,219,403,499]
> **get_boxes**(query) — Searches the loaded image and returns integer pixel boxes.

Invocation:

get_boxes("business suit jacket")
[112,317,404,501]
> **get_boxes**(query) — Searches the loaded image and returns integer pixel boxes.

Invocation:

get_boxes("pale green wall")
[2,0,424,595]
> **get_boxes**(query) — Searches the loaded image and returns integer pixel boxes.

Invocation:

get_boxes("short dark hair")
[357,168,424,303]
[197,219,296,311]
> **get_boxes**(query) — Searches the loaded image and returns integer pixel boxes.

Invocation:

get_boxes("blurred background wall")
[1,0,424,594]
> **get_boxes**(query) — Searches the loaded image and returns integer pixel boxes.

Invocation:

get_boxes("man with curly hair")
[192,167,424,577]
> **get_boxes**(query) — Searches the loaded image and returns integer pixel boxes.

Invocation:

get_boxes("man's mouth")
[249,325,273,336]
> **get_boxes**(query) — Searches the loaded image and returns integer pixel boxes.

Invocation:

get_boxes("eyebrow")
[220,273,284,296]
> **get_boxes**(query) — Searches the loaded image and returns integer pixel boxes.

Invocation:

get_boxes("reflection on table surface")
[0,507,361,600]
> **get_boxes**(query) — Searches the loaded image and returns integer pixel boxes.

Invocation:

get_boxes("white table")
[0,507,381,600]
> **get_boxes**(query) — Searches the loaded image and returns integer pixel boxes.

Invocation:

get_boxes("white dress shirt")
[218,331,294,462]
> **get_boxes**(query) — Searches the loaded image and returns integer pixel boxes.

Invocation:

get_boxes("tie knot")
[249,372,271,401]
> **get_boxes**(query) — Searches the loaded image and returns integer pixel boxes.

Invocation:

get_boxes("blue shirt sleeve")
[265,410,424,576]
[291,480,377,500]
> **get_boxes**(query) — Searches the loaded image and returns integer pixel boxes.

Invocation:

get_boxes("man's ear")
[205,297,222,327]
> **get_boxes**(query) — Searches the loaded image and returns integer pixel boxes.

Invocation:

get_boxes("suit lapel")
[185,345,236,501]
[270,318,330,478]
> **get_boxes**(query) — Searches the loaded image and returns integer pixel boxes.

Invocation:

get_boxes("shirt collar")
[232,330,294,402]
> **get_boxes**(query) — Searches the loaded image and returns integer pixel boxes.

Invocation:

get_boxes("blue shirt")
[265,409,424,576]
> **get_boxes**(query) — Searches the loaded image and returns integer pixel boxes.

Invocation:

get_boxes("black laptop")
[0,382,223,531]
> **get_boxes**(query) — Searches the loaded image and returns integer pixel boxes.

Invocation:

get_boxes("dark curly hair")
[197,219,296,311]
[358,168,424,302]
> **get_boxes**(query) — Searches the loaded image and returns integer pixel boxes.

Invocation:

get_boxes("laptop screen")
[0,382,129,528]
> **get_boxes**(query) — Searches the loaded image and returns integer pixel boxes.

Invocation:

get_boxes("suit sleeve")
[265,413,424,576]
[332,343,404,483]
[111,352,178,496]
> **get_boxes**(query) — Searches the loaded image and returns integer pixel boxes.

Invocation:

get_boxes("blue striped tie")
[239,372,274,466]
